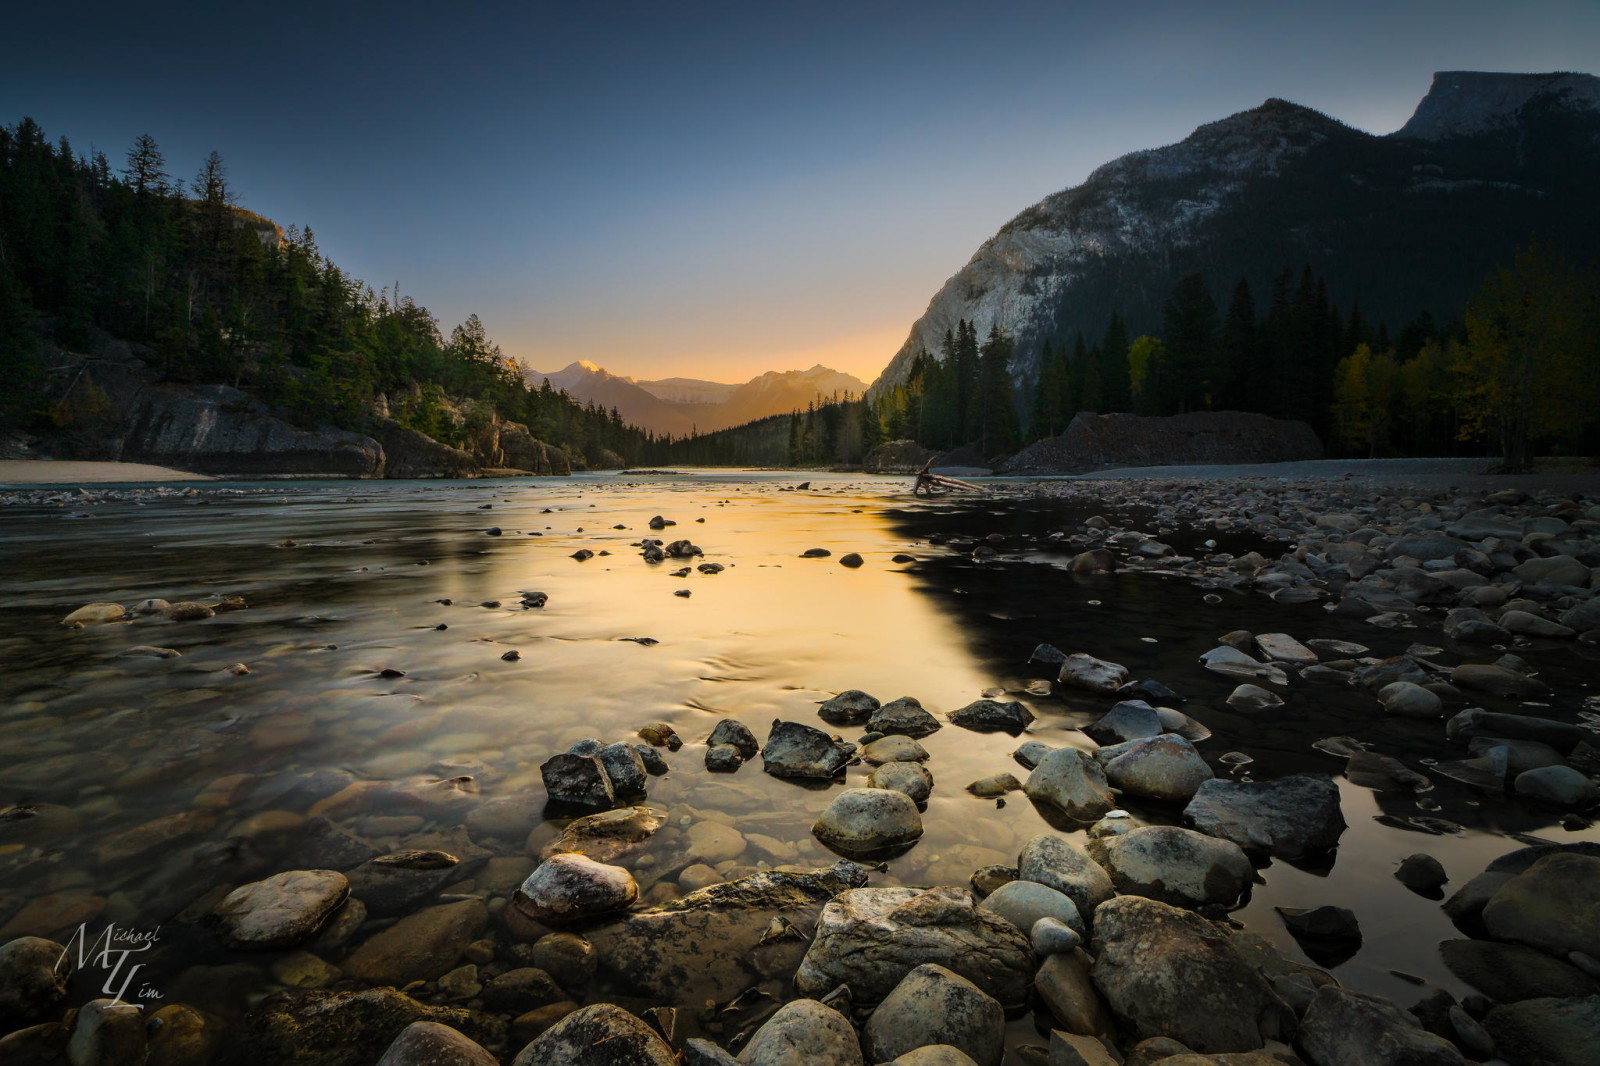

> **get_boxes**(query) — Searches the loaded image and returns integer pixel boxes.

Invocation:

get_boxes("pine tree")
[123,134,168,196]
[977,324,1018,454]
[1158,274,1219,413]
[1098,313,1131,412]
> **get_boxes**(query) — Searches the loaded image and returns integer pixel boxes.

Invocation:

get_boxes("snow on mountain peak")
[1395,71,1600,141]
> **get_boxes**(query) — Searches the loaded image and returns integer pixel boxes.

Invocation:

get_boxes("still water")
[1,470,1595,1030]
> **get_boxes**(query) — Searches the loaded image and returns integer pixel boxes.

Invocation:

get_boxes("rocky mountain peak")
[1394,70,1600,141]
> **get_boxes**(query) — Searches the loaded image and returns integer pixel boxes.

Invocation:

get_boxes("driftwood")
[911,458,989,496]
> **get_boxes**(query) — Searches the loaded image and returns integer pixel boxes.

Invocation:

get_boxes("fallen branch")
[911,458,989,496]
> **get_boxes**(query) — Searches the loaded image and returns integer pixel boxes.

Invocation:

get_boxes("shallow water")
[2,470,1597,1044]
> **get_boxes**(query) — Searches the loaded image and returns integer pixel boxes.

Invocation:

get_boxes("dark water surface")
[2,470,1597,1041]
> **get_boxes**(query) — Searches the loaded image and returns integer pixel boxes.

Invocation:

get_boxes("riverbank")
[0,459,216,485]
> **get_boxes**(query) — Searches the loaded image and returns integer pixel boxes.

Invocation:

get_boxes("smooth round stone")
[1031,916,1083,955]
[529,933,596,991]
[978,880,1084,938]
[687,821,745,863]
[860,734,930,765]
[1395,853,1449,892]
[868,761,934,802]
[812,787,923,856]
[61,602,125,626]
[678,863,723,892]
[376,1021,497,1066]
[209,870,349,950]
[818,689,880,725]
[966,773,1020,798]
[1379,681,1443,719]
[1087,810,1136,839]
[1227,684,1283,711]
[0,937,72,1019]
[516,853,638,924]
[1515,766,1600,808]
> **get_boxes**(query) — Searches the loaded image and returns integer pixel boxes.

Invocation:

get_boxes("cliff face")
[870,70,1600,400]
[996,411,1323,475]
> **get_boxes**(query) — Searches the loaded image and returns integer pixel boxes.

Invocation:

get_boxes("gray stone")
[209,870,349,950]
[884,1047,978,1066]
[343,900,488,987]
[813,787,923,857]
[978,881,1084,938]
[0,937,72,1021]
[868,697,943,739]
[1031,917,1083,957]
[1500,609,1576,638]
[1484,996,1600,1066]
[1084,701,1161,744]
[65,998,146,1066]
[864,963,1004,1066]
[597,742,649,796]
[1023,748,1116,822]
[1089,896,1289,1053]
[949,699,1035,734]
[1198,646,1288,685]
[1439,938,1600,1002]
[706,744,744,772]
[540,753,616,808]
[1395,853,1448,893]
[1378,681,1442,719]
[860,735,930,765]
[1515,765,1600,808]
[1449,663,1549,699]
[1482,853,1600,958]
[1226,684,1283,711]
[1183,775,1345,859]
[1016,835,1116,921]
[818,690,879,725]
[1035,949,1112,1038]
[1299,985,1466,1066]
[965,773,1020,798]
[511,1002,675,1066]
[709,719,759,759]
[761,720,857,779]
[1100,734,1213,802]
[1254,632,1317,665]
[377,1021,498,1066]
[514,854,637,925]
[738,998,862,1065]
[1514,555,1590,586]
[794,886,1033,1010]
[868,762,934,802]
[1093,826,1251,909]
[1057,654,1129,694]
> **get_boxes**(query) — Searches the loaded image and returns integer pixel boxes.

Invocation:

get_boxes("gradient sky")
[6,1,1596,384]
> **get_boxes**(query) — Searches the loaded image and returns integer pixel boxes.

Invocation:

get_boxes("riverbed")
[2,469,1596,1053]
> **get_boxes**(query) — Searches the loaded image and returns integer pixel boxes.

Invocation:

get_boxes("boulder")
[376,1021,498,1066]
[1101,735,1214,803]
[1481,853,1600,958]
[1024,748,1116,822]
[540,753,616,808]
[208,870,349,950]
[1035,950,1114,1038]
[1058,654,1129,694]
[949,699,1035,734]
[1093,826,1252,909]
[864,964,1004,1066]
[794,886,1033,1010]
[235,987,503,1066]
[1183,775,1345,859]
[342,900,488,986]
[1016,835,1116,920]
[596,742,648,796]
[511,1003,674,1066]
[0,937,72,1021]
[868,697,943,739]
[585,863,867,1005]
[1439,939,1600,1002]
[709,719,760,759]
[514,854,637,925]
[1484,996,1600,1066]
[738,998,863,1066]
[1089,896,1288,1053]
[1298,985,1466,1066]
[1514,555,1591,586]
[1084,701,1161,744]
[1515,765,1600,808]
[65,998,146,1066]
[813,788,923,857]
[818,690,880,725]
[1378,682,1442,719]
[868,762,934,803]
[761,721,856,779]
[978,881,1084,938]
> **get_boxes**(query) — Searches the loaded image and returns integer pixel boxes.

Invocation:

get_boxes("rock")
[61,602,125,626]
[868,697,943,738]
[1014,741,1056,769]
[1036,949,1113,1040]
[237,986,503,1066]
[1031,917,1083,956]
[813,788,923,856]
[978,880,1084,937]
[1084,701,1162,744]
[66,998,146,1066]
[208,869,349,950]
[1183,775,1345,859]
[529,933,596,992]
[860,735,930,765]
[1057,654,1129,694]
[542,806,664,864]
[343,899,488,986]
[596,742,648,796]
[1226,684,1283,712]
[883,1047,978,1066]
[794,886,1033,1010]
[1089,896,1288,1053]
[376,1021,498,1066]
[144,1003,215,1066]
[1482,853,1600,958]
[738,998,863,1066]
[706,744,744,772]
[164,600,216,621]
[0,937,72,1021]
[864,963,1004,1066]
[1515,765,1600,808]
[761,720,856,779]
[1514,555,1591,586]
[1450,663,1548,699]
[511,1002,675,1066]
[1298,985,1466,1066]
[684,1038,742,1065]
[966,773,1020,798]
[687,821,745,863]
[709,719,760,759]
[1484,995,1600,1066]
[540,753,616,808]
[1501,609,1577,638]
[345,851,462,917]
[514,854,638,925]
[1439,938,1600,1002]
[949,699,1035,733]
[818,690,880,725]
[1395,853,1448,893]
[1378,681,1442,719]
[839,553,864,568]
[585,862,867,1005]
[1198,646,1287,685]
[1093,826,1251,909]
[1016,835,1116,920]
[1100,734,1214,803]
[1276,906,1361,965]
[1560,598,1600,632]
[1024,748,1116,822]
[1253,633,1317,664]
[1069,549,1118,574]
[868,762,935,802]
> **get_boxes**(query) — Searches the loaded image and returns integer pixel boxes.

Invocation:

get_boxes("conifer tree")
[1098,312,1131,412]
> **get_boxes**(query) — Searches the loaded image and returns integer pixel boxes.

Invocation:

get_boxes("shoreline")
[0,460,217,485]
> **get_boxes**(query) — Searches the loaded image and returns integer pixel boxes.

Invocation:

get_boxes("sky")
[5,1,1596,384]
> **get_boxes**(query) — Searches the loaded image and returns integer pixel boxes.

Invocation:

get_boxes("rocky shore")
[1,470,1597,1065]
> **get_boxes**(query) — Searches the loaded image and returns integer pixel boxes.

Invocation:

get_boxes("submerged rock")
[514,854,637,925]
[813,788,923,857]
[1299,985,1466,1066]
[948,699,1034,734]
[1183,775,1345,859]
[761,720,857,779]
[0,937,73,1021]
[208,870,349,950]
[1023,748,1116,822]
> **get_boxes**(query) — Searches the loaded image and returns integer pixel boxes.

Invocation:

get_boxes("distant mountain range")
[870,70,1600,397]
[525,361,867,436]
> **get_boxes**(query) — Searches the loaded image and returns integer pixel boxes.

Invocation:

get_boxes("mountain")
[870,70,1600,398]
[526,362,868,435]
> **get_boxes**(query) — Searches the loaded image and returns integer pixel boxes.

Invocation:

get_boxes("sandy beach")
[0,460,215,486]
